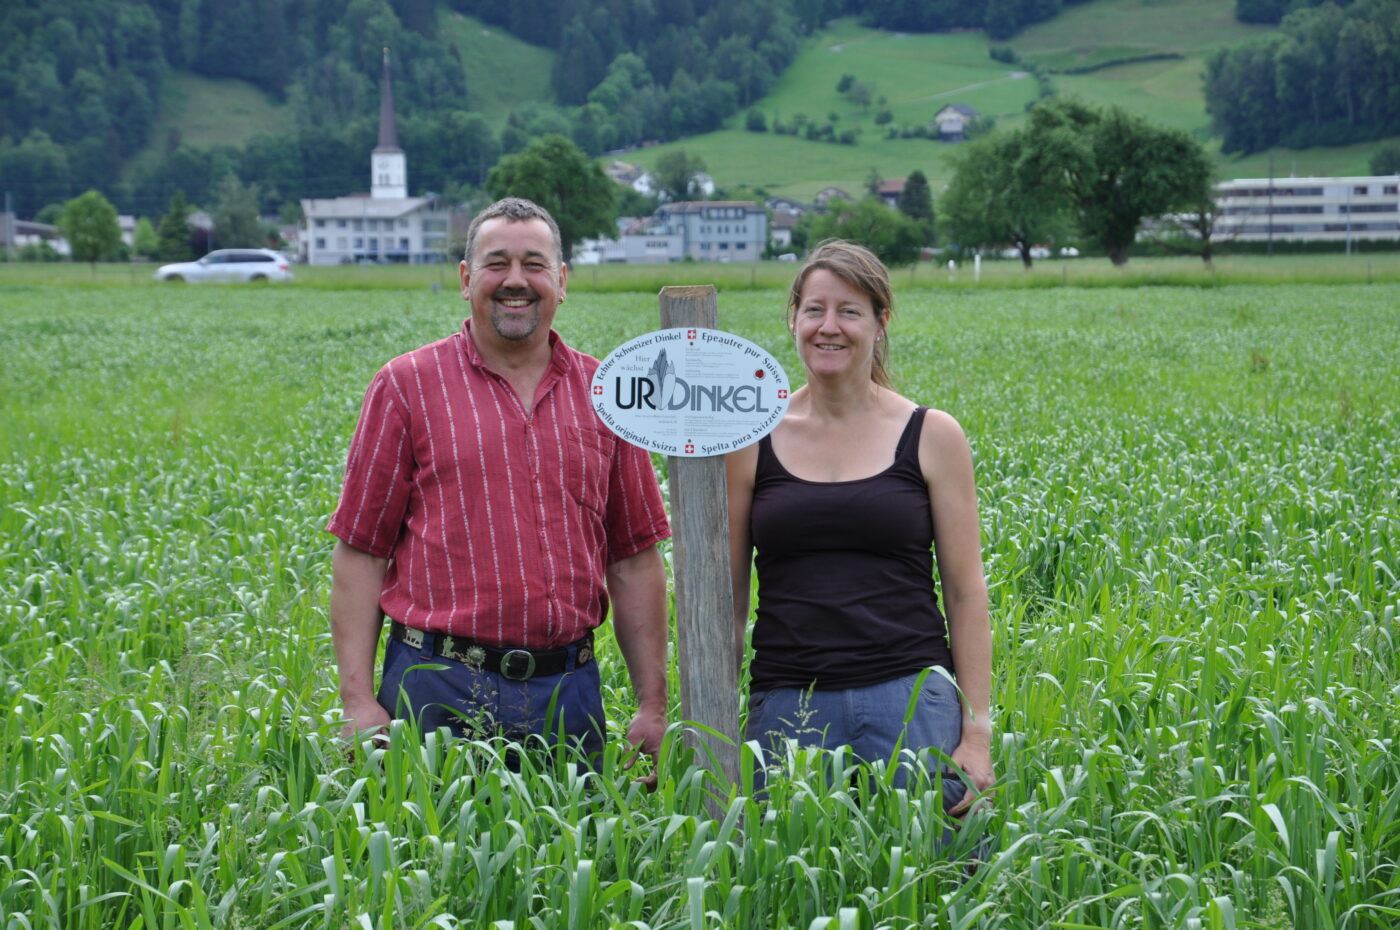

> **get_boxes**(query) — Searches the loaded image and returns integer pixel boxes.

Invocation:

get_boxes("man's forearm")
[330,540,390,702]
[607,545,669,710]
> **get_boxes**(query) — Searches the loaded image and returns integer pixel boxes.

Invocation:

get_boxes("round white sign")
[591,327,790,457]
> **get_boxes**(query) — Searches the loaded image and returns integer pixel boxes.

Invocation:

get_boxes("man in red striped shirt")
[328,198,671,771]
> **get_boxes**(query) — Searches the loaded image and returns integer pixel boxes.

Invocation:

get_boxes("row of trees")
[1205,0,1400,154]
[778,100,1210,270]
[941,99,1212,267]
[20,177,283,269]
[842,0,1090,40]
[1235,0,1353,25]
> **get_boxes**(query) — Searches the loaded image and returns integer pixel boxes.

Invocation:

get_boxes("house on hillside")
[299,50,457,264]
[876,178,906,208]
[932,104,980,142]
[770,210,798,249]
[605,161,645,187]
[0,214,65,256]
[765,196,806,216]
[814,187,853,209]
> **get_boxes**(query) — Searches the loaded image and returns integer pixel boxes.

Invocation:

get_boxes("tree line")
[1234,0,1353,25]
[1205,0,1400,154]
[1,0,799,219]
[824,0,1091,41]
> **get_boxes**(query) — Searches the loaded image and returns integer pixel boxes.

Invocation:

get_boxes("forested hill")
[0,0,802,217]
[1204,0,1400,154]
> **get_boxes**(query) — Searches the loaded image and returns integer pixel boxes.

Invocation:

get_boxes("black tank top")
[749,406,953,691]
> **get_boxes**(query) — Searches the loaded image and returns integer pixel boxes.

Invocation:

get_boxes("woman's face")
[791,268,887,380]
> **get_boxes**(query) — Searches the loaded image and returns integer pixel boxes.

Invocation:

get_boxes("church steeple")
[371,48,407,199]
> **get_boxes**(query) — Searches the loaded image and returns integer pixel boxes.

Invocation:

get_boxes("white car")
[154,248,294,283]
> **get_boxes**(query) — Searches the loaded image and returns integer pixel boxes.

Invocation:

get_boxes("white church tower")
[371,48,407,199]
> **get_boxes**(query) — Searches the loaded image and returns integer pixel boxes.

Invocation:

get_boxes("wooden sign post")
[658,285,740,793]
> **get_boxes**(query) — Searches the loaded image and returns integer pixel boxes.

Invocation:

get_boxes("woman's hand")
[948,726,995,818]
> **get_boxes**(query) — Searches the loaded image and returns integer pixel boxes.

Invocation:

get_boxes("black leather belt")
[389,621,593,681]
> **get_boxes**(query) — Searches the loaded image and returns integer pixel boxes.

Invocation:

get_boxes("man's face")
[459,217,567,347]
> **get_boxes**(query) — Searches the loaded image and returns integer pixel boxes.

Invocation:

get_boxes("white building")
[299,50,455,265]
[932,104,980,142]
[653,201,768,261]
[1214,175,1400,243]
[577,202,768,263]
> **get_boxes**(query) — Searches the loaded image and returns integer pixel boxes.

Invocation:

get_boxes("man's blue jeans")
[376,632,606,768]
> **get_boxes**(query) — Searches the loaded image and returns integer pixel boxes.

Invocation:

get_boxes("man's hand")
[947,723,996,819]
[623,703,667,788]
[607,545,669,790]
[329,541,390,752]
[341,694,392,745]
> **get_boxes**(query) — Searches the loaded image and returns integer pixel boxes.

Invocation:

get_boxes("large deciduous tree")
[211,174,266,249]
[1021,98,1212,266]
[59,189,121,270]
[652,149,708,203]
[1371,142,1400,176]
[486,135,616,262]
[940,129,1071,268]
[798,197,925,267]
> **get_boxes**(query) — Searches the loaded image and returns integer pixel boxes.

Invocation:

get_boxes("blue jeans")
[745,669,967,809]
[376,632,606,768]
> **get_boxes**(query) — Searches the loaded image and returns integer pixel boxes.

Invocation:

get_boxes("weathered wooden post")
[591,287,788,809]
[658,285,739,792]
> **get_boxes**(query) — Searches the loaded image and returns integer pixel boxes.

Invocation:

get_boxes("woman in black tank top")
[726,240,996,815]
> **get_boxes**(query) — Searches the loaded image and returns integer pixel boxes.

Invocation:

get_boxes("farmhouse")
[0,214,65,256]
[1213,175,1400,243]
[813,187,853,208]
[932,104,980,142]
[876,178,906,209]
[299,50,455,265]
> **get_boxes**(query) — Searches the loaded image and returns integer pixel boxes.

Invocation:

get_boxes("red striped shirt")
[328,319,670,648]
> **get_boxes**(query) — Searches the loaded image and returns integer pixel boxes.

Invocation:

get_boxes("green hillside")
[150,72,295,150]
[437,8,556,127]
[119,0,1398,206]
[627,3,1400,198]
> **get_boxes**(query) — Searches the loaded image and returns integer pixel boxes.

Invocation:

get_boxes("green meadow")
[2,278,1398,927]
[437,9,557,128]
[629,5,1399,198]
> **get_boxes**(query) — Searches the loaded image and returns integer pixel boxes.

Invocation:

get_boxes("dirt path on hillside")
[908,71,1029,104]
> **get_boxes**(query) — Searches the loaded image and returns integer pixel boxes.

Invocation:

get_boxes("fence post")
[657,285,740,804]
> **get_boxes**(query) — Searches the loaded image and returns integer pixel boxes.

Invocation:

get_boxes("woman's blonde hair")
[787,239,895,388]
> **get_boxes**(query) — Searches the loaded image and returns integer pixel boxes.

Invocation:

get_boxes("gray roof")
[935,104,980,118]
[659,200,762,214]
[301,196,433,219]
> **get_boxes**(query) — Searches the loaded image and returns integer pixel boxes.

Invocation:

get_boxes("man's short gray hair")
[462,198,563,268]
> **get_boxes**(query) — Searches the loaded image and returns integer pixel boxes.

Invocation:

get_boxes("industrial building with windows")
[1214,176,1400,244]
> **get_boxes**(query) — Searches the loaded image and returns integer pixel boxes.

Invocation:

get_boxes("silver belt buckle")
[500,649,536,680]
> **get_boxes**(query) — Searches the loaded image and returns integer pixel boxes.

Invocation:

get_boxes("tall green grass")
[2,284,1397,927]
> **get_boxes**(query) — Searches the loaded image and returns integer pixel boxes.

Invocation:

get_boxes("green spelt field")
[2,279,1398,928]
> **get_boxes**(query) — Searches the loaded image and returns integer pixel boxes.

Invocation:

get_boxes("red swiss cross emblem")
[687,329,697,340]
[684,442,695,454]
[592,385,603,395]
[778,389,788,399]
